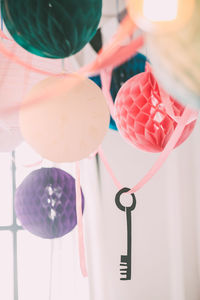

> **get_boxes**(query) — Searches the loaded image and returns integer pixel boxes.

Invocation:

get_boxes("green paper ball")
[1,0,102,59]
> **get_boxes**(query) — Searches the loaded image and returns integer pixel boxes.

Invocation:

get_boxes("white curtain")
[46,119,200,300]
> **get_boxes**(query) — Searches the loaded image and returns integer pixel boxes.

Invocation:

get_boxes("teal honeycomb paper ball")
[1,0,102,58]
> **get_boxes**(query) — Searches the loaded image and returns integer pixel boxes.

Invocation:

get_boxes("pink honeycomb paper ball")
[114,71,196,152]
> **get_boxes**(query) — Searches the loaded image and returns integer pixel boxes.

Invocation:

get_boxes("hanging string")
[98,106,197,194]
[48,239,54,300]
[75,161,88,277]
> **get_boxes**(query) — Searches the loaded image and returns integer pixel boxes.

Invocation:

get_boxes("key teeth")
[119,269,128,274]
[120,277,128,281]
[120,272,127,276]
[120,272,131,281]
[120,265,131,280]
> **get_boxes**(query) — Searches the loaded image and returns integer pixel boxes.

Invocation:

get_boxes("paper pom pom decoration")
[127,0,195,34]
[114,71,196,152]
[1,0,102,58]
[90,53,147,130]
[19,75,110,162]
[146,0,200,108]
[15,168,84,239]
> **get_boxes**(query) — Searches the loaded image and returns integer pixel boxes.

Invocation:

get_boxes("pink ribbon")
[98,146,122,190]
[100,68,115,119]
[22,159,43,168]
[100,15,136,56]
[0,20,143,118]
[159,86,198,125]
[146,62,198,125]
[0,16,142,81]
[98,106,198,194]
[0,29,11,40]
[128,106,197,193]
[75,162,88,277]
[0,37,59,77]
[88,36,144,74]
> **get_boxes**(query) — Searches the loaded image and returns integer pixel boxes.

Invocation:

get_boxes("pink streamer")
[98,146,122,190]
[159,88,177,120]
[75,162,88,277]
[0,16,138,82]
[11,157,43,168]
[0,29,11,40]
[0,38,61,77]
[100,68,115,119]
[159,87,198,125]
[145,62,152,72]
[146,61,181,123]
[0,73,80,116]
[128,106,195,193]
[102,15,135,52]
[0,37,144,117]
[87,36,144,74]
[146,61,198,125]
[22,159,43,168]
[0,30,143,117]
[101,36,144,71]
[99,106,196,194]
[96,16,135,63]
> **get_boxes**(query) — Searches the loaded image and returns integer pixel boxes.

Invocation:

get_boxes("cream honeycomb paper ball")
[19,74,110,162]
[146,0,200,108]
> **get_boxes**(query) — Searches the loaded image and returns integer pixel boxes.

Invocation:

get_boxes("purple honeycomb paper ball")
[15,168,84,239]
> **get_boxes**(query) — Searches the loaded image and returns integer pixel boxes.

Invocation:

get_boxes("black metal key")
[115,187,136,281]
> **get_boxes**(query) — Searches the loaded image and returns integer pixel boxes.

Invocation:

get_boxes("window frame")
[0,152,23,300]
